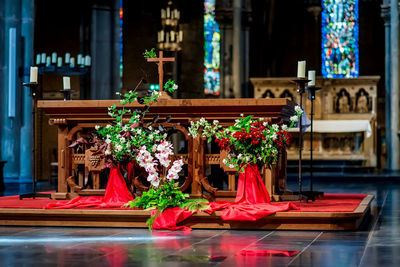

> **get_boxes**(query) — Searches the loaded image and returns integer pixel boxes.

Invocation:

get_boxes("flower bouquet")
[188,106,303,203]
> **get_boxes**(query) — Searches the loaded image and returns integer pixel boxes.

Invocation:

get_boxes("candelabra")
[20,82,52,200]
[158,1,183,51]
[302,85,324,201]
[292,78,310,202]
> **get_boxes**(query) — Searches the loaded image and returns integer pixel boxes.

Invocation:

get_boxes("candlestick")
[30,66,38,83]
[63,76,71,90]
[84,55,91,66]
[51,52,57,64]
[36,54,41,65]
[297,60,306,78]
[65,53,70,64]
[45,56,51,67]
[41,53,46,64]
[179,30,183,42]
[77,54,83,65]
[57,57,63,67]
[70,57,75,68]
[308,70,316,86]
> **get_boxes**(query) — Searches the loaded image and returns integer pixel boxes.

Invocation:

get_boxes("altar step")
[287,159,377,179]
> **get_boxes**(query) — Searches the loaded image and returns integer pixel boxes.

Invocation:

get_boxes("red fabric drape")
[45,166,133,209]
[153,164,298,230]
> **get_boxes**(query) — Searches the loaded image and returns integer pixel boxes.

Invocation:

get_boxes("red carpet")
[0,193,367,213]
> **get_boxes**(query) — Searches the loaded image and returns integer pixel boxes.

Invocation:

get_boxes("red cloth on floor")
[205,164,298,221]
[45,166,133,209]
[152,207,194,231]
[152,164,298,230]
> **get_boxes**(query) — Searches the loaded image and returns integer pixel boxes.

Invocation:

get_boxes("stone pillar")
[90,0,120,100]
[232,0,242,98]
[1,0,22,181]
[382,2,392,170]
[390,0,399,170]
[19,0,34,182]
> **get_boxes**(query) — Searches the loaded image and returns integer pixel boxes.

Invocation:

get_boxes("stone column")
[390,0,399,170]
[382,1,392,170]
[232,0,242,98]
[90,0,120,100]
[19,0,34,182]
[1,0,22,181]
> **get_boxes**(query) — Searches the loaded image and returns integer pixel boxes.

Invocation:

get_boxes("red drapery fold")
[45,165,133,209]
[153,164,298,230]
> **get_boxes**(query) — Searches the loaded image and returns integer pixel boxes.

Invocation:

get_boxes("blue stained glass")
[321,0,359,78]
[204,0,220,95]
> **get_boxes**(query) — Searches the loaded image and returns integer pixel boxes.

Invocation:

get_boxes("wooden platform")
[0,195,374,230]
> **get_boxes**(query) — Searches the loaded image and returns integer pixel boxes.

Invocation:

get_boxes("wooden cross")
[147,51,175,94]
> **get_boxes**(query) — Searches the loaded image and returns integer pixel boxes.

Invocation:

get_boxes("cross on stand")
[147,51,175,99]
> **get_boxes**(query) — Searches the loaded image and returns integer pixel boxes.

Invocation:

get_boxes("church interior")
[0,0,399,266]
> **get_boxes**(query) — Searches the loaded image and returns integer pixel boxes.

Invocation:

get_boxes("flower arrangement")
[188,106,303,172]
[93,49,208,229]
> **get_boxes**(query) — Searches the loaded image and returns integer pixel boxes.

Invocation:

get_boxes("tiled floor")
[0,179,398,266]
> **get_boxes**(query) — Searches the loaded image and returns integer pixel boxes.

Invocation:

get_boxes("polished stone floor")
[0,179,399,266]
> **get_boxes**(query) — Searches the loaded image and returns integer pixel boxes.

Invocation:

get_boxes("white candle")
[70,57,75,68]
[166,32,170,43]
[84,55,91,66]
[179,30,183,42]
[77,54,83,65]
[297,60,306,78]
[177,10,180,20]
[36,54,41,65]
[65,53,70,64]
[57,57,63,67]
[308,70,316,86]
[41,53,46,64]
[30,66,38,83]
[63,76,71,90]
[171,30,175,42]
[51,52,57,63]
[167,7,170,18]
[161,9,166,19]
[161,30,164,42]
[46,56,51,67]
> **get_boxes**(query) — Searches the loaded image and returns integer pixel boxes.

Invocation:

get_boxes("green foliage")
[163,79,178,94]
[125,180,209,230]
[143,48,157,59]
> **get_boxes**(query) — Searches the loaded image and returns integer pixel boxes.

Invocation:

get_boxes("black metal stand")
[60,89,75,101]
[301,85,324,201]
[20,82,51,200]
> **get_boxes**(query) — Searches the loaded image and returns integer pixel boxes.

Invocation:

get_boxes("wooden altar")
[38,98,291,201]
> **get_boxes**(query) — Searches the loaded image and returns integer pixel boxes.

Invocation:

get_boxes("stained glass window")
[119,0,123,88]
[204,0,220,95]
[321,0,359,78]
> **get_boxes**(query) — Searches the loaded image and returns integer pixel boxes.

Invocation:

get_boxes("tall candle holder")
[20,82,52,200]
[303,85,324,201]
[60,89,75,101]
[292,78,310,202]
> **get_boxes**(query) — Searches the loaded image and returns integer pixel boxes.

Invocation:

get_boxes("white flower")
[222,159,227,164]
[148,126,153,130]
[106,125,111,129]
[120,137,126,143]
[95,125,100,130]
[108,112,113,116]
[105,149,111,155]
[116,144,123,152]
[290,115,299,122]
[295,105,303,114]
[271,133,277,141]
[272,124,279,131]
[137,129,142,135]
[237,154,243,159]
[173,84,178,90]
[123,125,128,131]
[229,164,235,168]
[149,134,154,140]
[281,125,288,130]
[240,113,244,117]
[105,138,111,144]
[213,120,219,125]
